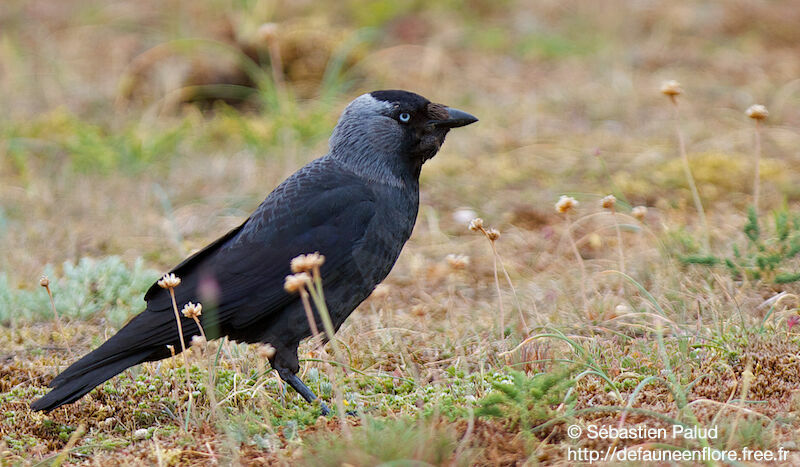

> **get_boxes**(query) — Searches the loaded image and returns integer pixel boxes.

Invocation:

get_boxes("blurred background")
[3,0,800,283]
[2,1,800,463]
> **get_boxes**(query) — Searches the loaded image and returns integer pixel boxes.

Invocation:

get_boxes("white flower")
[290,252,325,273]
[601,195,617,209]
[157,273,181,289]
[745,104,768,120]
[660,80,682,97]
[555,195,578,214]
[468,218,484,232]
[181,302,202,319]
[284,272,311,293]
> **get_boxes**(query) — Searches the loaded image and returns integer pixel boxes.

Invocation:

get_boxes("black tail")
[30,349,154,412]
[31,310,196,412]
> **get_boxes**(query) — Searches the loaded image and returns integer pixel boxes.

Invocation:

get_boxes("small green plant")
[300,416,468,467]
[0,256,156,325]
[661,80,710,251]
[477,366,576,432]
[683,207,800,283]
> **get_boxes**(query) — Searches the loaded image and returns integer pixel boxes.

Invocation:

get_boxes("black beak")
[430,107,478,129]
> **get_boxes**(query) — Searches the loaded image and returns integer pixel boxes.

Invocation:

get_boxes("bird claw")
[279,368,343,417]
[318,401,331,416]
[318,404,357,417]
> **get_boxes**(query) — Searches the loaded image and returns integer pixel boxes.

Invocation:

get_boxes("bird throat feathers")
[327,94,442,188]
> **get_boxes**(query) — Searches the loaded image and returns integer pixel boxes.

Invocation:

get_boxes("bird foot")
[276,368,362,417]
[318,401,331,416]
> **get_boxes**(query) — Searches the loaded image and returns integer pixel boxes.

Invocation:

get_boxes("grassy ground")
[2,0,800,465]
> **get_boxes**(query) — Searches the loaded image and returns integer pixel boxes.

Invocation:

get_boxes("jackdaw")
[31,90,477,414]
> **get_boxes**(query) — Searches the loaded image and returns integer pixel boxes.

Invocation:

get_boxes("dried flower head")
[601,194,617,209]
[290,252,325,273]
[157,273,181,289]
[486,228,501,241]
[746,104,768,121]
[555,195,578,214]
[256,22,279,43]
[166,344,175,356]
[445,254,470,270]
[257,343,276,359]
[468,218,484,232]
[284,272,311,293]
[660,80,682,97]
[632,206,648,221]
[39,275,50,287]
[191,335,207,348]
[181,302,203,319]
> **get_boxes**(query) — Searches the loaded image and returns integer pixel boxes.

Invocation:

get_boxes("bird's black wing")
[141,157,378,336]
[31,159,377,412]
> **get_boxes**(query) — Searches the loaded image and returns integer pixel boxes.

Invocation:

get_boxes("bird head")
[329,90,477,183]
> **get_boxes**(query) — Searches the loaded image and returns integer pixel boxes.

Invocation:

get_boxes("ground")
[2,0,800,465]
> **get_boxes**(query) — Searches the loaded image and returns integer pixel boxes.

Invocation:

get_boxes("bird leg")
[276,367,330,415]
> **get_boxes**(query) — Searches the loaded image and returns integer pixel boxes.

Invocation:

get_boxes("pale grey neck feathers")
[327,94,413,188]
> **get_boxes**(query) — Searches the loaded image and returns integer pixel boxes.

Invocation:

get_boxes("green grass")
[3,0,800,464]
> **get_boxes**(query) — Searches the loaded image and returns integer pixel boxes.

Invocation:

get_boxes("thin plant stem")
[204,337,228,423]
[304,267,349,436]
[725,360,754,451]
[472,222,530,336]
[498,252,531,334]
[261,30,285,97]
[670,97,710,250]
[168,288,189,364]
[753,120,762,217]
[306,268,340,361]
[565,213,589,315]
[489,239,505,340]
[489,238,530,335]
[191,316,206,341]
[299,288,322,341]
[611,208,626,275]
[41,279,70,353]
[206,348,217,422]
[168,287,192,427]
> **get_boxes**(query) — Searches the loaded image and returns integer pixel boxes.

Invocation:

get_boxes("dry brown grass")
[3,0,800,464]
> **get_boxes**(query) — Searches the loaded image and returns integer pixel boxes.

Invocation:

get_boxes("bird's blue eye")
[399,112,411,123]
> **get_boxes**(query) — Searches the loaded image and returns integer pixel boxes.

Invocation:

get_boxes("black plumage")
[31,90,477,413]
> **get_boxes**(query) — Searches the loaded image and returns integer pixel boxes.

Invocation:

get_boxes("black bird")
[31,90,477,413]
